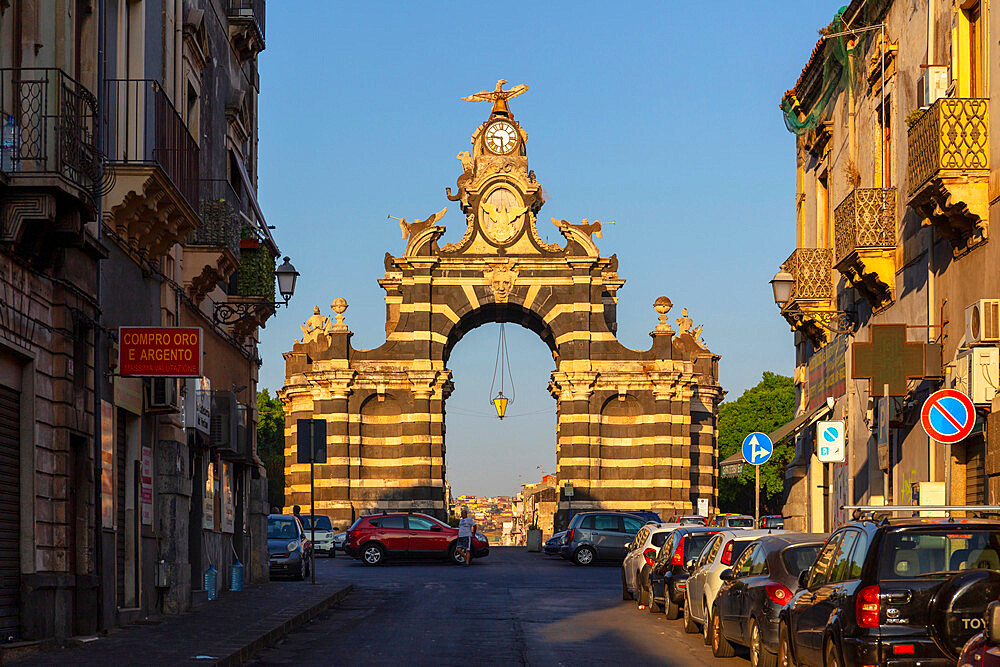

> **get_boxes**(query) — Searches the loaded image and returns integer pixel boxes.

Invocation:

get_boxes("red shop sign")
[119,327,203,377]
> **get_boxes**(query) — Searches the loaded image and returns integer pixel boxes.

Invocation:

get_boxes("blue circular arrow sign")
[742,432,773,466]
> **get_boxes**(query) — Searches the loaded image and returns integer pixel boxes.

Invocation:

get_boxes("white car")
[683,529,775,638]
[301,514,338,557]
[621,522,681,600]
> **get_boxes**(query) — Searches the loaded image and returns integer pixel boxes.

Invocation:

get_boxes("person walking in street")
[457,507,477,566]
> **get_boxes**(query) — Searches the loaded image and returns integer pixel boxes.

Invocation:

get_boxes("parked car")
[618,510,662,524]
[332,531,348,552]
[721,515,755,529]
[710,513,739,527]
[646,526,722,618]
[267,514,313,580]
[543,531,566,556]
[958,599,1000,666]
[345,512,489,566]
[683,529,774,639]
[667,515,709,526]
[622,523,681,600]
[560,511,646,565]
[759,515,784,530]
[300,514,337,557]
[710,532,825,664]
[777,517,1000,667]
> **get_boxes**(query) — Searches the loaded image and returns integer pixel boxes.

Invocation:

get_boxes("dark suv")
[777,517,1000,666]
[560,511,646,565]
[647,526,722,618]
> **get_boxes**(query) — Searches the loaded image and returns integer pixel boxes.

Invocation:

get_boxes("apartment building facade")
[775,0,998,531]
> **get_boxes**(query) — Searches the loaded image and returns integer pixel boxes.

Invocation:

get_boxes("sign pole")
[310,458,315,585]
[944,441,951,506]
[754,464,760,525]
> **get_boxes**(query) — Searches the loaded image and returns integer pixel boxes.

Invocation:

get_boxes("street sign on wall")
[921,389,976,444]
[119,327,203,377]
[816,420,846,463]
[742,432,773,466]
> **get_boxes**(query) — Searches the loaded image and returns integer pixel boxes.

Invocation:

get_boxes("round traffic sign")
[742,432,773,466]
[921,389,976,445]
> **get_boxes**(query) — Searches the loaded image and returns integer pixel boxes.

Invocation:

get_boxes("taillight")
[721,541,733,565]
[856,585,880,627]
[643,548,657,567]
[671,536,686,565]
[764,581,793,605]
[567,528,574,543]
[892,644,914,655]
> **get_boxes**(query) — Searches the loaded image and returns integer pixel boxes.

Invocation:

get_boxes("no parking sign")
[921,389,976,445]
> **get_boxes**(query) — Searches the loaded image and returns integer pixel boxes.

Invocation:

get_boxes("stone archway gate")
[280,83,722,528]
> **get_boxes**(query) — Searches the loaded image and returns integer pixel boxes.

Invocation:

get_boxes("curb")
[213,584,354,666]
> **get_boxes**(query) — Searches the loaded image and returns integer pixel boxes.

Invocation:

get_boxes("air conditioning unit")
[147,378,179,413]
[966,299,1000,345]
[223,402,250,461]
[949,347,1000,405]
[210,390,238,452]
[917,65,949,108]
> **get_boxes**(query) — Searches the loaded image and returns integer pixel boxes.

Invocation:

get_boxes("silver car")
[683,529,775,638]
[621,523,681,600]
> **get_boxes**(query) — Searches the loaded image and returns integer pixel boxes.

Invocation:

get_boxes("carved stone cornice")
[549,371,599,401]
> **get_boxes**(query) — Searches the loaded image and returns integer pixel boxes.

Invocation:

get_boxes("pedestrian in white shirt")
[457,507,477,566]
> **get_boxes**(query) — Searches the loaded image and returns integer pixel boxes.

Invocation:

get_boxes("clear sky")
[256,1,839,497]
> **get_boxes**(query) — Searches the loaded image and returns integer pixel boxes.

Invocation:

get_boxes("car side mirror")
[686,558,698,570]
[431,525,443,532]
[988,601,1000,644]
[719,568,734,582]
[798,569,810,590]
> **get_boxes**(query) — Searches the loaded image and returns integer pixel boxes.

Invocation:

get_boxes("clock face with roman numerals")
[485,120,518,155]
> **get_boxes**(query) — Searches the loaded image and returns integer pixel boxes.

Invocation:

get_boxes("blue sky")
[256,1,839,496]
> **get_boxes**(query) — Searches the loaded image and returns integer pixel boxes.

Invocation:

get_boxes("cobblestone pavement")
[251,547,728,666]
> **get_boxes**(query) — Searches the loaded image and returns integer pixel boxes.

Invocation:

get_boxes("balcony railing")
[104,79,199,209]
[782,248,833,302]
[190,179,243,256]
[0,67,99,197]
[834,187,896,264]
[228,0,265,40]
[233,244,275,301]
[907,98,988,193]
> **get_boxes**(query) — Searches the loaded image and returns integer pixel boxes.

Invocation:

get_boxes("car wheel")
[777,622,795,667]
[362,543,385,566]
[751,618,776,667]
[621,568,631,601]
[636,580,650,608]
[665,594,681,620]
[824,640,840,667]
[294,556,305,581]
[711,605,735,657]
[573,546,595,566]
[646,583,661,613]
[702,606,712,645]
[449,544,465,565]
[683,599,699,634]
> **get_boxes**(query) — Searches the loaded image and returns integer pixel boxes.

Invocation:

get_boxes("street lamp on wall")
[770,268,795,307]
[213,256,300,326]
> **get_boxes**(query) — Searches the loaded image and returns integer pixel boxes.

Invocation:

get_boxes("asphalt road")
[252,547,739,666]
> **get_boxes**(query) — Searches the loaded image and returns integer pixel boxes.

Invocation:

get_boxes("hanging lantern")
[492,391,509,419]
[489,322,515,420]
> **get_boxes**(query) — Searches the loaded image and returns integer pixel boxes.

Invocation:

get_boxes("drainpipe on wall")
[93,0,106,633]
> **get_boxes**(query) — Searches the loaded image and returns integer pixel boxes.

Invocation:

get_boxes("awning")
[719,398,835,479]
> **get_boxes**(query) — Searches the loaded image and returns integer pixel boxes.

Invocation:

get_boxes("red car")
[345,512,489,566]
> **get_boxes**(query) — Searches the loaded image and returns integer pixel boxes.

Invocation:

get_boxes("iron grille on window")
[907,98,989,193]
[190,179,243,256]
[0,68,99,198]
[103,79,199,210]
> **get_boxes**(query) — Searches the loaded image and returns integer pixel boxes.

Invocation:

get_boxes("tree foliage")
[257,389,285,511]
[717,372,796,514]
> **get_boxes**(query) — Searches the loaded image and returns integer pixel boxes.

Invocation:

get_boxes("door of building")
[0,384,21,639]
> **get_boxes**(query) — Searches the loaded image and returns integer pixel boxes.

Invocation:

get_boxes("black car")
[267,514,313,580]
[710,532,825,664]
[646,526,722,619]
[777,517,1000,667]
[543,531,566,556]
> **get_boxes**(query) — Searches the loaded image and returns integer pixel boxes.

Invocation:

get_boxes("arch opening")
[443,302,557,365]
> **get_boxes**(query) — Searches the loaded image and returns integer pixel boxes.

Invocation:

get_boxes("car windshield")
[680,517,704,525]
[782,544,822,574]
[728,517,754,527]
[879,529,1000,578]
[268,517,297,540]
[684,533,717,560]
[301,515,333,531]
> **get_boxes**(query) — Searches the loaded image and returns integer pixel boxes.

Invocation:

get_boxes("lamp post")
[213,256,300,325]
[770,268,794,307]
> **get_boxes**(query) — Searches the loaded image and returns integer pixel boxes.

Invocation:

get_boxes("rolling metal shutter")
[0,385,20,639]
[967,435,986,504]
[116,409,126,607]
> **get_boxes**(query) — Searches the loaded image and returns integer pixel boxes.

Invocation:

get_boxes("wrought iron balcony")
[191,179,242,256]
[104,79,199,209]
[779,248,840,345]
[907,98,988,193]
[0,67,99,199]
[907,98,989,251]
[227,0,265,60]
[834,188,896,310]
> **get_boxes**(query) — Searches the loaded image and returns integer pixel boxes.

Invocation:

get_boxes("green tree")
[717,372,795,514]
[256,389,285,511]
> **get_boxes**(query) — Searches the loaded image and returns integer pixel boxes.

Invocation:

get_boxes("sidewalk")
[16,574,353,666]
